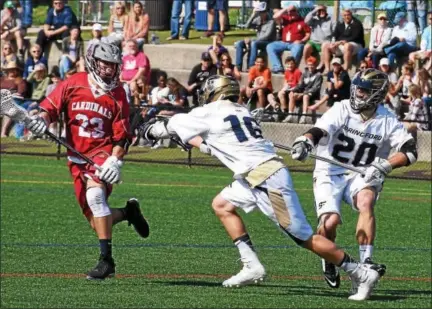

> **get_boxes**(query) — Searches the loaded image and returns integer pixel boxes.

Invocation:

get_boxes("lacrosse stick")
[273,143,365,176]
[0,89,102,171]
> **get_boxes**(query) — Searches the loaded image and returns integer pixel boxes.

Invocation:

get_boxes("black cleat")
[322,259,340,288]
[86,256,115,280]
[364,257,386,277]
[125,198,150,238]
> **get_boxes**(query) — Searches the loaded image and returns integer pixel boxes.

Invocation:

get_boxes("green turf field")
[0,154,431,308]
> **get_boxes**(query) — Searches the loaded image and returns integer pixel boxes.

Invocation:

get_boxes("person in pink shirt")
[120,39,150,101]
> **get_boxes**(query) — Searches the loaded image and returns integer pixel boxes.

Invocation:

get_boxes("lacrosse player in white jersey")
[139,75,383,301]
[291,68,418,290]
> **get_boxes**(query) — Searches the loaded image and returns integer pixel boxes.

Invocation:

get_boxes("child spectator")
[379,58,399,106]
[1,41,17,69]
[218,52,241,80]
[23,44,47,79]
[59,26,84,79]
[308,57,351,112]
[208,33,228,65]
[0,1,25,60]
[242,54,272,109]
[403,84,430,134]
[357,60,369,72]
[267,56,301,114]
[283,56,322,124]
[167,77,189,108]
[149,72,169,105]
[45,67,61,96]
[132,76,148,106]
[413,68,432,99]
[394,62,415,107]
[187,52,217,106]
[124,1,149,47]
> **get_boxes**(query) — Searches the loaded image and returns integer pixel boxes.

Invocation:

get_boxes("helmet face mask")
[350,69,389,114]
[85,42,122,92]
[198,75,240,105]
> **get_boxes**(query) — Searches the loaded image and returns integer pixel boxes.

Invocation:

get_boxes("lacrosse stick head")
[0,89,29,123]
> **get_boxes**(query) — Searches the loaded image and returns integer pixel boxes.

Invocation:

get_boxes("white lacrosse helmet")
[85,42,122,92]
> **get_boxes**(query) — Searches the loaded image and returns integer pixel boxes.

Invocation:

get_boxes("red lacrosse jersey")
[39,72,131,158]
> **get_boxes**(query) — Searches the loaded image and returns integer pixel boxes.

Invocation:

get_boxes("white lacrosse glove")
[291,136,314,161]
[199,141,212,155]
[96,156,123,184]
[26,115,48,136]
[363,157,392,184]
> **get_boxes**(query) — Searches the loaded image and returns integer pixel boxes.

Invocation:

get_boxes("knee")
[317,213,340,234]
[211,196,232,217]
[355,193,375,215]
[266,43,274,53]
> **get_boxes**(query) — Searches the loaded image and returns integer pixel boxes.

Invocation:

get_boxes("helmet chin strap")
[88,75,107,98]
[360,106,377,121]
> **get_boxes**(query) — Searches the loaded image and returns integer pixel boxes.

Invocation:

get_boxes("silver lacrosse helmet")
[350,68,389,114]
[198,75,240,105]
[85,42,122,92]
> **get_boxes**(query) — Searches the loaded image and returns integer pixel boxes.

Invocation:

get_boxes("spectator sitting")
[132,76,148,106]
[384,12,418,69]
[357,60,370,72]
[378,57,399,105]
[24,63,50,114]
[106,1,128,47]
[59,26,84,79]
[120,39,150,103]
[23,44,47,79]
[283,56,322,124]
[124,1,149,48]
[242,54,272,109]
[166,77,189,108]
[1,41,17,69]
[267,56,302,115]
[187,52,217,106]
[149,71,169,105]
[0,61,27,137]
[218,52,241,80]
[208,33,228,65]
[309,57,351,112]
[203,0,228,38]
[409,11,431,71]
[403,84,430,134]
[266,5,311,73]
[413,68,432,98]
[322,9,365,72]
[167,0,193,40]
[357,13,392,69]
[88,23,104,48]
[303,4,335,71]
[235,1,276,71]
[0,1,25,60]
[45,67,61,97]
[391,62,415,117]
[36,0,79,56]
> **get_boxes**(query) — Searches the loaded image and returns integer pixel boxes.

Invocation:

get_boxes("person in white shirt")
[409,11,432,71]
[357,13,392,68]
[383,12,418,68]
[138,75,383,301]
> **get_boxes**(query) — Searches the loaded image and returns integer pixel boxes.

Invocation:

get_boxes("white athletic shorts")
[220,167,314,242]
[313,172,383,221]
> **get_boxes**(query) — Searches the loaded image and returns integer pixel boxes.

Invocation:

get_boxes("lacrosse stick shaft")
[273,143,365,176]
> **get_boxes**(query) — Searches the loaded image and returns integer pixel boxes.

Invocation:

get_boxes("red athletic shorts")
[68,152,113,219]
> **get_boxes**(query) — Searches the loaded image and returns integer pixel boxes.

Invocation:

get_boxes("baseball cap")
[201,52,212,61]
[377,13,387,20]
[92,23,102,31]
[379,58,390,66]
[393,12,406,24]
[331,58,342,65]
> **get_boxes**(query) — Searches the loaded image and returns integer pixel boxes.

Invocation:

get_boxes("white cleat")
[222,259,266,288]
[348,264,380,301]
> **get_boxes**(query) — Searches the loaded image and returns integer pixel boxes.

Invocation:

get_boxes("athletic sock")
[337,253,359,274]
[359,245,373,262]
[234,234,258,261]
[99,239,112,259]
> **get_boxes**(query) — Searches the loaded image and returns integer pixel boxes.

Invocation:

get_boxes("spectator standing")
[218,52,241,80]
[283,56,322,124]
[1,1,25,60]
[384,12,418,69]
[409,11,432,71]
[266,5,311,73]
[187,52,217,106]
[235,2,276,72]
[357,13,392,69]
[407,0,429,32]
[23,44,48,79]
[36,0,79,55]
[18,0,32,29]
[309,57,351,112]
[243,54,272,109]
[0,41,17,68]
[321,9,365,72]
[107,1,128,47]
[167,0,193,40]
[303,4,335,71]
[203,0,228,38]
[59,26,84,79]
[124,1,149,47]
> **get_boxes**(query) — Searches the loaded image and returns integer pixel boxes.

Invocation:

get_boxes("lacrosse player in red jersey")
[26,42,150,280]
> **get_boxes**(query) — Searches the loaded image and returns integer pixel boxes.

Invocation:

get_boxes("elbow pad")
[400,139,418,165]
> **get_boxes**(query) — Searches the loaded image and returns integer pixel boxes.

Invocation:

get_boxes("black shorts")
[207,0,228,11]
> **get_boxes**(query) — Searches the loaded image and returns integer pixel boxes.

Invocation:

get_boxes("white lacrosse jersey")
[314,100,413,176]
[168,100,277,177]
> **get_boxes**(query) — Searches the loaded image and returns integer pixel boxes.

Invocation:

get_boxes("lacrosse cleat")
[322,259,340,288]
[125,198,150,238]
[86,256,115,280]
[222,258,266,288]
[348,264,380,301]
[350,258,386,295]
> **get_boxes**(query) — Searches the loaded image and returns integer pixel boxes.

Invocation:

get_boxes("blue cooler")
[195,1,220,31]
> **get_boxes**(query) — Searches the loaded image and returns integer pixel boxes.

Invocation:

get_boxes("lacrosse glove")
[96,156,123,184]
[27,115,48,136]
[363,157,392,184]
[291,136,314,161]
